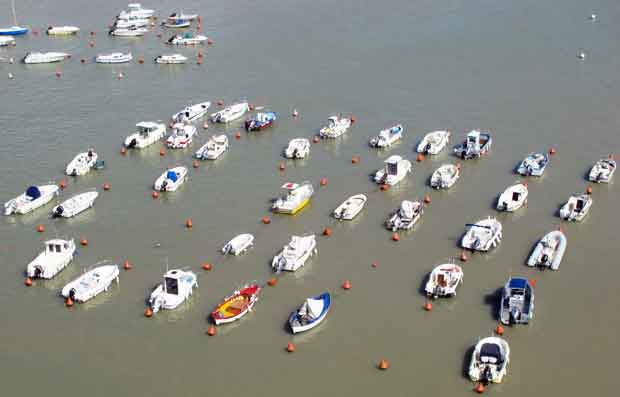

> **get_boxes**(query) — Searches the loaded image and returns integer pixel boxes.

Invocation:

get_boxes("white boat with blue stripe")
[288,292,330,334]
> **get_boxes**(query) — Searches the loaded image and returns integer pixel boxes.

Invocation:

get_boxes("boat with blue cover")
[4,184,59,215]
[288,292,330,333]
[499,277,534,325]
[154,166,188,192]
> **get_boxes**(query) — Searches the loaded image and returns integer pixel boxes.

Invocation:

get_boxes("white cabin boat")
[46,26,79,35]
[272,182,314,215]
[95,52,132,63]
[110,27,148,37]
[124,121,166,149]
[454,130,492,159]
[172,101,210,123]
[430,164,460,189]
[23,52,70,64]
[167,12,199,22]
[148,269,198,313]
[167,33,207,45]
[26,239,76,279]
[319,115,352,139]
[154,166,188,192]
[4,185,59,216]
[588,158,616,183]
[333,194,367,220]
[222,234,254,256]
[166,123,197,148]
[210,101,250,123]
[424,263,463,298]
[417,130,451,155]
[385,200,424,231]
[374,155,412,186]
[118,3,155,19]
[284,138,311,159]
[559,194,592,222]
[496,182,528,212]
[155,54,187,64]
[469,337,510,384]
[61,264,120,303]
[527,230,566,270]
[461,217,503,252]
[195,135,229,160]
[369,124,403,148]
[52,191,98,218]
[65,150,97,176]
[517,153,549,177]
[272,234,317,272]
[288,292,330,334]
[0,37,15,46]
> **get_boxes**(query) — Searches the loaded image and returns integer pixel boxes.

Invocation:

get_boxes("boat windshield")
[165,277,179,295]
[387,162,398,175]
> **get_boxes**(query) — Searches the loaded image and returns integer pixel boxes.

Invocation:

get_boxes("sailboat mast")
[11,0,18,26]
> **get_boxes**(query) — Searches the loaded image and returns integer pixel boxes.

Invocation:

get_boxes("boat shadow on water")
[461,345,475,379]
[483,287,503,322]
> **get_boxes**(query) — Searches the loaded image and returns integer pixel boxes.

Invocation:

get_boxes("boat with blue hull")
[288,293,330,333]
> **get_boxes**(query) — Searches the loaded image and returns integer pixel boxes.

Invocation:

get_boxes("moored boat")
[245,111,276,131]
[527,230,566,270]
[319,115,351,139]
[499,277,534,325]
[288,292,331,334]
[65,149,98,176]
[517,152,549,177]
[23,51,70,64]
[559,193,592,221]
[374,155,412,186]
[588,157,616,183]
[109,27,148,37]
[167,32,207,45]
[194,134,228,160]
[272,181,313,214]
[124,121,166,149]
[46,26,79,35]
[468,337,510,384]
[284,138,310,159]
[454,130,492,159]
[211,101,250,123]
[167,12,199,22]
[417,130,451,155]
[0,36,15,46]
[222,234,254,256]
[385,200,423,231]
[172,101,210,123]
[496,182,528,212]
[155,53,187,64]
[118,3,155,19]
[272,234,317,272]
[369,124,403,148]
[461,217,503,252]
[166,123,197,148]
[26,238,76,279]
[148,269,198,313]
[333,194,367,220]
[211,283,261,325]
[430,163,460,189]
[52,191,98,218]
[153,166,188,192]
[424,262,463,298]
[95,52,132,63]
[4,184,59,216]
[61,263,120,303]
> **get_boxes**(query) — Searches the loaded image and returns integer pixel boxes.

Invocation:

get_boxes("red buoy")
[152,191,159,199]
[313,135,320,143]
[350,115,356,123]
[378,359,390,370]
[529,278,537,288]
[88,40,95,47]
[424,194,431,204]
[90,31,95,36]
[80,58,85,64]
[207,38,214,45]
[320,178,328,186]
[475,383,485,394]
[217,99,224,106]
[186,218,193,228]
[549,147,557,155]
[323,227,332,236]
[207,325,216,336]
[36,224,45,233]
[371,262,378,268]
[292,109,299,118]
[202,121,209,129]
[103,183,111,191]
[351,156,359,164]
[144,307,153,318]
[460,251,469,262]
[262,216,271,225]
[249,103,255,111]
[286,343,296,353]
[55,69,62,78]
[279,162,285,171]
[197,58,203,65]
[201,263,212,271]
[392,233,400,241]
[80,238,88,246]
[342,280,352,290]
[120,147,127,155]
[65,297,74,307]
[159,148,165,156]
[123,260,132,271]
[495,324,505,336]
[586,185,593,194]
[25,277,33,287]
[59,180,67,189]
[235,131,241,139]
[193,160,199,168]
[416,153,425,162]
[380,184,389,191]
[267,277,277,286]
[424,301,433,311]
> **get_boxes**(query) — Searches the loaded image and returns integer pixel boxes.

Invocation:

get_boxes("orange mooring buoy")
[103,183,111,191]
[117,72,124,80]
[416,153,425,162]
[286,342,296,353]
[279,162,285,171]
[249,103,255,111]
[144,307,153,318]
[267,278,277,286]
[495,324,505,336]
[159,148,165,156]
[342,280,352,290]
[123,260,132,270]
[313,135,320,143]
[586,185,593,194]
[351,156,359,164]
[186,218,193,228]
[320,177,328,186]
[66,297,74,307]
[193,160,199,168]
[59,180,67,189]
[203,121,209,129]
[36,224,45,233]
[262,216,271,225]
[25,277,33,287]
[120,147,127,155]
[378,359,390,370]
[475,382,485,394]
[197,57,203,65]
[207,38,214,45]
[529,278,537,288]
[235,131,241,139]
[392,233,400,241]
[380,184,389,191]
[201,263,212,271]
[323,227,332,236]
[424,194,431,204]
[80,238,88,246]
[549,147,557,155]
[424,301,433,311]
[460,251,469,262]
[55,68,62,78]
[138,57,144,64]
[217,99,224,106]
[207,325,216,336]
[350,115,356,123]
[371,262,378,268]
[152,191,159,199]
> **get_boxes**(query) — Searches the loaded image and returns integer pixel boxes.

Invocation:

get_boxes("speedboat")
[417,130,451,155]
[559,193,592,221]
[172,101,211,123]
[61,263,120,303]
[369,124,403,148]
[333,194,367,220]
[461,217,503,252]
[26,239,76,279]
[245,111,276,131]
[588,157,616,183]
[0,26,28,35]
[23,52,70,64]
[527,230,567,270]
[468,337,510,384]
[118,3,155,19]
[65,149,97,176]
[374,155,412,186]
[319,115,351,138]
[124,121,166,149]
[517,152,549,177]
[148,269,198,313]
[95,52,132,63]
[109,27,148,37]
[46,26,79,35]
[4,184,59,216]
[222,234,254,256]
[154,166,188,192]
[288,292,330,334]
[114,17,149,28]
[211,101,250,123]
[272,181,313,214]
[424,262,463,298]
[166,123,197,148]
[211,283,261,325]
[155,54,187,64]
[195,134,228,160]
[167,32,207,45]
[430,164,460,189]
[52,191,98,218]
[496,182,528,212]
[167,12,199,22]
[454,130,492,159]
[499,277,534,325]
[0,36,15,46]
[272,235,317,272]
[284,138,310,159]
[163,19,190,28]
[385,200,424,231]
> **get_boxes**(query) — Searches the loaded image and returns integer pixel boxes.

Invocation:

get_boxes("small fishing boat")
[154,166,188,192]
[109,27,148,37]
[369,124,403,148]
[333,194,367,220]
[23,52,70,64]
[454,130,492,159]
[272,181,314,214]
[288,292,331,334]
[95,52,132,63]
[46,26,79,35]
[167,12,199,22]
[118,3,155,19]
[65,149,97,176]
[167,32,207,45]
[52,191,98,218]
[588,157,616,183]
[245,111,276,131]
[385,200,424,231]
[527,230,567,270]
[424,263,463,298]
[166,123,197,148]
[417,130,451,155]
[148,269,198,313]
[496,182,528,212]
[222,234,254,256]
[195,134,228,160]
[430,164,461,189]
[0,0,28,36]
[374,155,412,186]
[499,277,534,325]
[211,283,261,325]
[124,121,166,149]
[4,184,59,216]
[461,217,503,252]
[61,263,120,303]
[163,19,190,28]
[155,53,187,64]
[272,235,317,272]
[468,337,510,384]
[284,138,310,159]
[26,238,76,279]
[319,115,352,139]
[517,152,549,177]
[114,17,149,29]
[172,101,211,123]
[211,101,250,123]
[559,193,592,221]
[0,36,15,46]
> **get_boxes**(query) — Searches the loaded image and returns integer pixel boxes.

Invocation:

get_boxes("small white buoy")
[9,57,14,64]
[577,52,586,60]
[8,72,14,79]
[589,13,597,21]
[117,71,124,79]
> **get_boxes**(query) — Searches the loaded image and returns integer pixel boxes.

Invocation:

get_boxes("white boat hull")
[333,194,367,220]
[496,183,528,212]
[26,239,76,279]
[66,151,98,176]
[461,217,503,252]
[210,102,250,123]
[272,235,317,272]
[417,130,451,154]
[527,230,566,270]
[61,264,120,303]
[4,185,60,216]
[154,167,188,192]
[52,191,98,218]
[222,234,254,256]
[284,139,310,159]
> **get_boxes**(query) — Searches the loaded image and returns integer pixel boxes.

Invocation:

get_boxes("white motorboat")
[385,200,424,231]
[469,337,510,384]
[46,26,79,35]
[369,124,403,148]
[417,130,451,155]
[23,52,70,64]
[272,234,317,272]
[496,182,528,212]
[167,12,199,22]
[65,149,97,176]
[110,27,148,37]
[333,194,367,220]
[461,217,503,252]
[155,54,187,64]
[61,264,120,303]
[114,17,149,28]
[588,157,616,183]
[272,181,314,215]
[559,193,592,221]
[210,101,250,123]
[319,115,352,138]
[424,263,463,298]
[284,138,311,159]
[517,152,549,177]
[124,121,166,149]
[26,238,76,279]
[166,123,197,148]
[95,52,132,63]
[0,36,15,46]
[222,234,255,256]
[52,191,98,218]
[118,3,155,19]
[167,33,207,45]
[195,135,228,160]
[163,19,190,28]
[499,277,535,325]
[4,184,59,216]
[288,292,331,334]
[454,130,492,159]
[148,269,198,313]
[154,166,188,192]
[172,101,211,123]
[374,155,412,186]
[527,230,567,270]
[430,164,461,189]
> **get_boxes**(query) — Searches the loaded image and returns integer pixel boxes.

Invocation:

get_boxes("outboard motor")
[68,288,77,300]
[540,254,549,269]
[293,149,298,158]
[481,366,492,385]
[127,138,137,148]
[71,168,77,176]
[424,142,432,154]
[34,266,43,278]
[54,205,64,217]
[160,180,168,192]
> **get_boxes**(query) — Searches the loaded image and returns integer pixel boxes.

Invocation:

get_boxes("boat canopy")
[385,155,403,164]
[166,170,178,182]
[26,186,41,200]
[508,277,527,290]
[300,298,323,319]
[480,343,502,364]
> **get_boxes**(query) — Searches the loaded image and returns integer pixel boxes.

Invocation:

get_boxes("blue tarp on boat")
[25,186,41,200]
[508,277,527,290]
[166,171,178,182]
